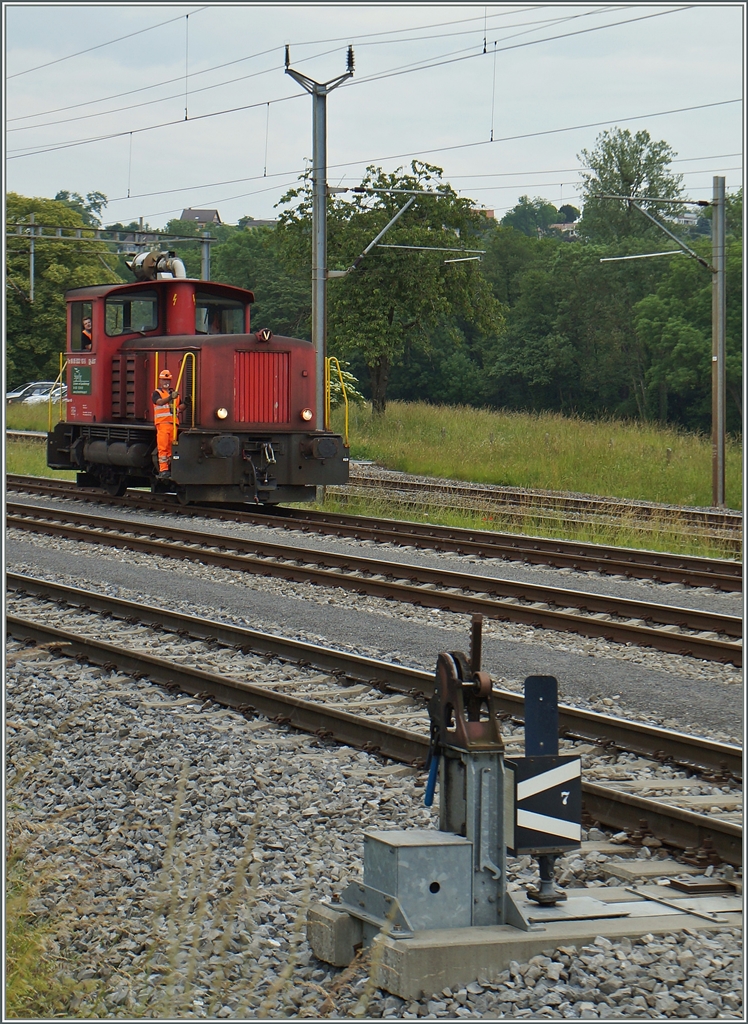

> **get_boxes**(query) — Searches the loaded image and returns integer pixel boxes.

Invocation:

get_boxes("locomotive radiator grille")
[112,356,138,419]
[111,358,121,417]
[235,350,290,423]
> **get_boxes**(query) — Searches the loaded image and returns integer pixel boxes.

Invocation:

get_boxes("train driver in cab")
[81,317,93,350]
[152,369,181,478]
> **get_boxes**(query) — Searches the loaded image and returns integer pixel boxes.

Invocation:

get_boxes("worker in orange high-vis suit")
[152,369,180,478]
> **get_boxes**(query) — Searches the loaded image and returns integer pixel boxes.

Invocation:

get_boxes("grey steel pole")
[711,176,726,507]
[201,231,211,281]
[29,213,35,302]
[312,87,327,420]
[286,47,353,430]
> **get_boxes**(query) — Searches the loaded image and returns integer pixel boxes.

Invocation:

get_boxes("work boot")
[157,470,170,479]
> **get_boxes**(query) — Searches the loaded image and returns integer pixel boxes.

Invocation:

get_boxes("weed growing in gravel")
[253,841,320,1018]
[317,490,741,562]
[5,792,100,1017]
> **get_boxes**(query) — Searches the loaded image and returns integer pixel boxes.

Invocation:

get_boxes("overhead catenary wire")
[96,151,743,209]
[7,6,210,79]
[6,5,700,157]
[342,5,694,89]
[8,90,741,173]
[184,13,190,121]
[6,5,598,123]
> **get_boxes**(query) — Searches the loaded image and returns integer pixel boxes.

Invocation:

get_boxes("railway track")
[334,465,743,547]
[8,499,742,665]
[6,474,742,592]
[7,434,742,543]
[7,578,741,866]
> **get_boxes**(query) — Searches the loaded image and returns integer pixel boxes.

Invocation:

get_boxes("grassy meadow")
[333,402,743,511]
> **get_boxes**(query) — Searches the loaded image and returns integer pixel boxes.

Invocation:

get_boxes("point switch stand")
[307,618,742,996]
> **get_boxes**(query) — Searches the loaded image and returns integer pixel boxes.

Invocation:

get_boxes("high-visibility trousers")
[156,421,173,472]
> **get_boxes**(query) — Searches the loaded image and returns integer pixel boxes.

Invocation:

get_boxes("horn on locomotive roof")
[125,250,188,281]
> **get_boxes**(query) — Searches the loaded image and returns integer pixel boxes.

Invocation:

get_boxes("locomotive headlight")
[216,407,229,420]
[301,408,314,422]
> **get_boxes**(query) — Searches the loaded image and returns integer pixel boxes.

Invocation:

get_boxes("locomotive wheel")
[106,477,129,498]
[176,488,191,506]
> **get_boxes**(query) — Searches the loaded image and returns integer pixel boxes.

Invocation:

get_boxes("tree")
[212,226,311,338]
[558,204,580,224]
[54,190,108,226]
[500,196,558,237]
[578,128,684,241]
[633,238,742,431]
[6,193,120,385]
[277,162,505,414]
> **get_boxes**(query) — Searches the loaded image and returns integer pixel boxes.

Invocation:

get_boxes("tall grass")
[5,441,77,481]
[10,399,741,509]
[5,403,62,432]
[333,402,743,511]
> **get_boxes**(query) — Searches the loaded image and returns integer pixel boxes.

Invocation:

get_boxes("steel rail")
[582,782,742,868]
[5,450,742,535]
[8,574,742,781]
[7,612,741,866]
[6,474,742,589]
[8,501,742,665]
[6,615,425,766]
[342,468,743,533]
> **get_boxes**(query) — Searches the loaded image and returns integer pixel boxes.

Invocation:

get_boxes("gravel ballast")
[6,496,742,1017]
[7,529,742,741]
[7,632,742,1018]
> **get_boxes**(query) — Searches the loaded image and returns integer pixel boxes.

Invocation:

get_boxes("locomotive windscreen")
[106,291,159,336]
[195,293,245,335]
[234,350,290,423]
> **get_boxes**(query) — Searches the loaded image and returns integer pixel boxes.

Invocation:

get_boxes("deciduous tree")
[277,162,505,414]
[6,193,120,386]
[578,128,683,241]
[500,196,559,237]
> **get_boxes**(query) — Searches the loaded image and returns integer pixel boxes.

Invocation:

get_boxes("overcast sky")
[4,2,744,230]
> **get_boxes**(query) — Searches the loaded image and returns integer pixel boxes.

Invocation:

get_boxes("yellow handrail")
[48,354,68,432]
[173,352,196,439]
[326,356,349,447]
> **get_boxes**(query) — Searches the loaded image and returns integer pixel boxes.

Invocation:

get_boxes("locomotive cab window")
[195,293,245,335]
[70,301,93,351]
[106,290,159,336]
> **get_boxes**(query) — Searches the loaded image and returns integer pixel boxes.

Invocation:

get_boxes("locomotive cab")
[48,266,349,503]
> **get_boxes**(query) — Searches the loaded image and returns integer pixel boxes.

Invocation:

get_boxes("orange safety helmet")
[158,369,173,380]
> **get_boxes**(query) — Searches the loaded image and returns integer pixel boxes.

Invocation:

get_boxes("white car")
[6,381,57,404]
[22,384,67,405]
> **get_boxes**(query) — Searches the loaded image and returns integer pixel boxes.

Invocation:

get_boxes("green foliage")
[54,190,108,226]
[632,238,743,431]
[558,204,580,224]
[278,162,505,413]
[328,362,365,408]
[6,193,121,386]
[211,226,311,337]
[578,128,684,241]
[500,195,559,236]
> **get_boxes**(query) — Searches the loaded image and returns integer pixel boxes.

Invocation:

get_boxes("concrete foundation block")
[314,886,742,1000]
[307,902,363,967]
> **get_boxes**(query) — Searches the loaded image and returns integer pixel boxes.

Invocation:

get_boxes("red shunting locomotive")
[47,253,349,503]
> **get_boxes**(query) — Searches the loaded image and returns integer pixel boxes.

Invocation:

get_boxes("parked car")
[23,384,67,405]
[6,381,57,404]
